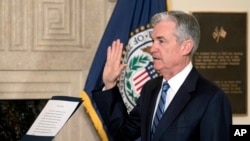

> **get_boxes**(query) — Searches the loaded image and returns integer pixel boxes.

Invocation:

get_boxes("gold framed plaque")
[192,12,247,115]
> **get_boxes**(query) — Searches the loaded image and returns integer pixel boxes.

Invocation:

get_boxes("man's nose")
[150,43,157,53]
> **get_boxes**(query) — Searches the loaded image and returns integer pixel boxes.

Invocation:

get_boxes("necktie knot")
[162,81,170,92]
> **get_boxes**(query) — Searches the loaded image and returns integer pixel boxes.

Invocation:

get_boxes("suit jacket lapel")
[153,68,199,141]
[144,77,163,141]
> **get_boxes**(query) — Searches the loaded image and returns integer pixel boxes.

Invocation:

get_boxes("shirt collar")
[164,62,193,93]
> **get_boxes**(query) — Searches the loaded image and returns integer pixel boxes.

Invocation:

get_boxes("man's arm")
[200,91,232,141]
[92,39,141,140]
[92,85,141,141]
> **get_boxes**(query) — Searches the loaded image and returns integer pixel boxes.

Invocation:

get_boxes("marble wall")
[0,0,116,140]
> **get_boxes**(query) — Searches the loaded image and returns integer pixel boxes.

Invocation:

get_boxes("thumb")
[119,64,127,72]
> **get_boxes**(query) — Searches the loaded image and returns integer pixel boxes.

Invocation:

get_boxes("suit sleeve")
[92,85,141,141]
[199,91,232,141]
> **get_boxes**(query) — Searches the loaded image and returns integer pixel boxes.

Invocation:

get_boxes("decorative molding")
[33,0,84,51]
[0,0,86,52]
[10,0,27,51]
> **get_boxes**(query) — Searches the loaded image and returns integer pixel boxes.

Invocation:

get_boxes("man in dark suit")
[92,11,232,141]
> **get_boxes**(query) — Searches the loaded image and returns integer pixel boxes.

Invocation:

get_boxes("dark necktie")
[151,81,170,138]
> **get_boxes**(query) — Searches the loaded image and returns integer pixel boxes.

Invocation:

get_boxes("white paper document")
[26,99,79,136]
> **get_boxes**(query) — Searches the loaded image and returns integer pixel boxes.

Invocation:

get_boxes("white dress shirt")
[152,62,193,121]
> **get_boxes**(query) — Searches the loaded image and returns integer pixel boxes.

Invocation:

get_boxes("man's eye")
[159,40,164,43]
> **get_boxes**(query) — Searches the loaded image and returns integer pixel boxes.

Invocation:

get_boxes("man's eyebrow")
[155,36,166,41]
[150,34,165,39]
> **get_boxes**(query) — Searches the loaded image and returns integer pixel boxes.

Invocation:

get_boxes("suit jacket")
[93,67,232,141]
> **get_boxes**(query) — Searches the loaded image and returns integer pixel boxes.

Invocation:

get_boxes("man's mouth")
[152,56,160,60]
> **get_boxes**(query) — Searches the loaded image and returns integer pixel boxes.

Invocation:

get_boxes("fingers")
[112,39,123,60]
[104,39,125,89]
[107,39,123,63]
[106,39,127,71]
[106,46,111,62]
[114,39,123,65]
[119,64,128,73]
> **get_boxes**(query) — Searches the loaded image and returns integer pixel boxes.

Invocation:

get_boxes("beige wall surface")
[0,0,116,140]
[0,0,249,141]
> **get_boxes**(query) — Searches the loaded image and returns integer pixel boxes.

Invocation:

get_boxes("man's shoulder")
[146,76,163,84]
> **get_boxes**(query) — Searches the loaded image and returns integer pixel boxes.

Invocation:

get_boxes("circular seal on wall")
[119,25,160,112]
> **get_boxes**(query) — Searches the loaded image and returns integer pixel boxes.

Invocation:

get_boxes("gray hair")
[151,11,200,57]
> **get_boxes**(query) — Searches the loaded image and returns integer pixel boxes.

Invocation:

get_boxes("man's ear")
[181,39,194,55]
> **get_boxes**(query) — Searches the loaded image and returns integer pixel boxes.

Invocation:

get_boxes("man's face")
[150,20,183,73]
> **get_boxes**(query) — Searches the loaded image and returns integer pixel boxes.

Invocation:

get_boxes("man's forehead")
[152,20,176,33]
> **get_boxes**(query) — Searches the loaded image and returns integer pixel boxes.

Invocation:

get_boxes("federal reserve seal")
[119,25,160,112]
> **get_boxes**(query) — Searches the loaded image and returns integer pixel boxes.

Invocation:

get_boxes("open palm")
[103,39,127,89]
